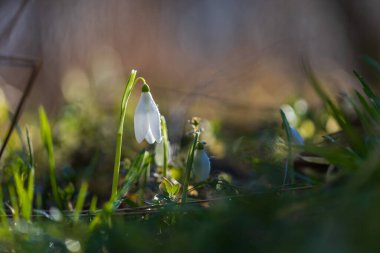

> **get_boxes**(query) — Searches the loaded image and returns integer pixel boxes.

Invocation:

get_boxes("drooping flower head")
[134,84,162,144]
[192,141,211,182]
[290,126,304,145]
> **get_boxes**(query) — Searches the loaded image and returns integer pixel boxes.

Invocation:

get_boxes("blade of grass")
[90,151,151,230]
[12,165,28,220]
[114,150,150,208]
[8,185,19,221]
[89,195,98,214]
[353,70,380,111]
[39,106,61,208]
[355,91,380,121]
[73,181,88,223]
[182,131,200,203]
[26,128,34,211]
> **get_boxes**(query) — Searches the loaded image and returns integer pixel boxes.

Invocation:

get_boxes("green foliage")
[73,181,88,223]
[1,64,380,252]
[114,150,151,208]
[39,106,61,208]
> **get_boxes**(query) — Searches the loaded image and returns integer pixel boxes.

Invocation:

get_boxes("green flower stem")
[182,131,200,203]
[161,116,169,177]
[73,181,88,223]
[280,110,294,184]
[110,71,148,201]
[39,107,61,208]
[111,70,136,201]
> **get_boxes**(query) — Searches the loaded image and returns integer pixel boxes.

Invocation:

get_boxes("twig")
[0,55,41,161]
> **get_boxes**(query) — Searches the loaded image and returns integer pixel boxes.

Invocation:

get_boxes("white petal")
[193,150,210,182]
[146,92,162,143]
[290,127,304,145]
[134,94,149,143]
[145,128,155,144]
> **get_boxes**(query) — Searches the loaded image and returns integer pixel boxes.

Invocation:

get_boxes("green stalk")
[161,116,169,177]
[9,185,19,221]
[280,110,294,184]
[73,181,88,223]
[39,107,61,208]
[0,187,9,227]
[181,131,200,203]
[110,70,140,201]
[89,195,98,214]
[26,128,34,221]
[13,170,27,220]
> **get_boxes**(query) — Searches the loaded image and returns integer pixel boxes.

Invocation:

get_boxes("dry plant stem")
[182,131,200,203]
[0,56,40,161]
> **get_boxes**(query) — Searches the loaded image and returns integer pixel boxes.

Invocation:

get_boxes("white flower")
[192,143,211,182]
[134,84,162,144]
[290,126,304,145]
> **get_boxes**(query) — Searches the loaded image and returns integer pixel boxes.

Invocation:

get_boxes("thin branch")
[0,55,41,161]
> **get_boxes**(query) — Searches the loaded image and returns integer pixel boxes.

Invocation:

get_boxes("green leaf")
[353,70,380,111]
[113,150,151,208]
[39,106,61,208]
[73,181,88,223]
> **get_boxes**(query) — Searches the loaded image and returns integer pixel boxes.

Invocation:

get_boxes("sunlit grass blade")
[12,163,30,221]
[8,185,19,221]
[89,195,98,214]
[39,106,61,208]
[73,181,88,223]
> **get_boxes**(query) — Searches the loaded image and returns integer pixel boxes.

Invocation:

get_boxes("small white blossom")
[192,143,211,182]
[134,85,162,144]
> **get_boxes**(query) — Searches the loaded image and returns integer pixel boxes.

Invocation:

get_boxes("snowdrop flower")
[290,126,304,145]
[192,142,211,182]
[134,84,162,144]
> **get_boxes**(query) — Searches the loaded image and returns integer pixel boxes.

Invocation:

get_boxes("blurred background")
[1,0,380,127]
